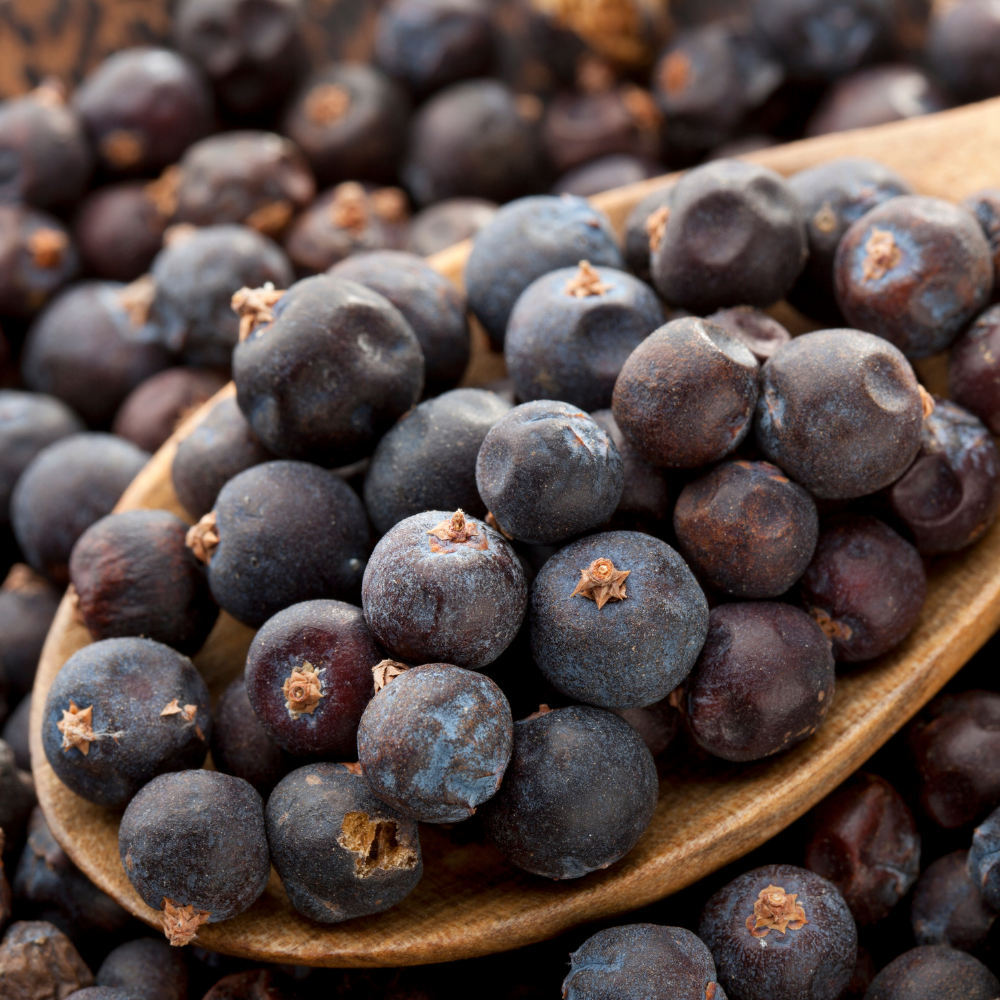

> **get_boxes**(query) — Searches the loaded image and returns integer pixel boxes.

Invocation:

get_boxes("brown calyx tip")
[428,509,477,543]
[28,227,68,269]
[162,223,198,248]
[813,202,838,234]
[576,53,615,94]
[526,704,552,720]
[32,77,67,106]
[57,701,95,755]
[161,898,210,947]
[621,85,661,131]
[244,199,293,237]
[918,384,935,419]
[304,82,352,126]
[667,685,685,712]
[646,204,670,253]
[100,128,145,169]
[145,165,181,221]
[342,761,363,776]
[369,186,409,224]
[809,607,853,643]
[485,512,513,540]
[283,662,324,719]
[119,273,156,328]
[565,260,612,299]
[2,562,48,594]
[705,983,718,1000]
[571,557,630,610]
[160,699,197,723]
[185,512,219,564]
[329,181,369,233]
[660,49,692,96]
[745,884,808,938]
[231,282,284,342]
[861,227,901,282]
[373,660,409,693]
[338,812,418,878]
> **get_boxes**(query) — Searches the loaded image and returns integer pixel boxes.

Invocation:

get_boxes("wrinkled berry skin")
[650,159,806,314]
[119,770,270,924]
[708,307,792,364]
[804,772,920,925]
[265,762,423,923]
[171,396,275,520]
[686,602,834,762]
[755,329,924,499]
[505,265,664,413]
[233,274,423,467]
[42,637,211,809]
[612,317,759,469]
[834,196,993,358]
[476,401,624,544]
[950,304,1000,435]
[674,461,818,599]
[969,806,1000,910]
[206,461,369,629]
[907,690,1000,829]
[700,864,857,1000]
[406,197,497,256]
[480,705,658,879]
[0,205,78,317]
[464,195,623,348]
[96,937,190,1000]
[563,924,725,1000]
[798,514,926,662]
[787,157,913,323]
[928,0,1000,103]
[363,388,511,536]
[329,250,469,395]
[0,922,91,995]
[245,599,379,758]
[147,224,294,369]
[11,433,149,585]
[911,850,996,952]
[358,663,513,822]
[530,531,708,709]
[70,510,218,656]
[362,510,526,669]
[0,566,60,697]
[864,945,1000,1000]
[887,398,1000,554]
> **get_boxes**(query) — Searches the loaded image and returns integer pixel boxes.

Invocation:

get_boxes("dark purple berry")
[0,566,59,699]
[96,937,190,1000]
[612,696,681,758]
[623,184,674,283]
[0,205,77,317]
[969,805,1000,910]
[950,304,1000,435]
[928,0,1000,103]
[0,740,34,860]
[864,945,1000,1000]
[406,197,497,256]
[911,850,996,952]
[961,189,1000,293]
[3,693,32,769]
[707,307,792,364]
[552,154,662,198]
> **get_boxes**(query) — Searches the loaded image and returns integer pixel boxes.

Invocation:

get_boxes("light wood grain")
[30,96,1000,967]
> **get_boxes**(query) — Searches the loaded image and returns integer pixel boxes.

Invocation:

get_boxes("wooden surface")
[30,96,1000,966]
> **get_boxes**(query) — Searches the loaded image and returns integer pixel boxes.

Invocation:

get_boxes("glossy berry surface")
[42,637,210,808]
[530,531,708,709]
[949,303,1000,435]
[798,514,926,662]
[864,945,1000,1000]
[96,937,190,1000]
[612,317,759,469]
[476,401,624,544]
[480,705,658,879]
[358,663,513,822]
[0,565,60,697]
[265,762,422,923]
[362,510,526,669]
[0,204,78,317]
[674,460,818,599]
[707,307,792,364]
[911,850,996,952]
[699,863,858,1000]
[755,329,925,499]
[245,599,379,758]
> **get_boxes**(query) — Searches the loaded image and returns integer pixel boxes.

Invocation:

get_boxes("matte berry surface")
[0,565,60,696]
[864,945,1000,1000]
[623,185,674,283]
[911,850,996,952]
[96,937,190,1000]
[0,204,77,317]
[949,303,1000,435]
[968,804,1000,910]
[708,307,792,363]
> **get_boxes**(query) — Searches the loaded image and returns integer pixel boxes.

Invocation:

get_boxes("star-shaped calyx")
[161,898,211,947]
[161,700,198,723]
[571,558,630,610]
[564,260,612,298]
[283,663,324,720]
[373,660,409,693]
[185,512,219,564]
[745,884,809,938]
[427,509,488,551]
[231,282,285,342]
[57,702,95,755]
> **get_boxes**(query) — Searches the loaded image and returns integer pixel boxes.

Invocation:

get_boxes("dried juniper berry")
[266,762,422,922]
[201,970,297,1000]
[611,695,681,758]
[911,850,996,952]
[0,739,34,856]
[865,945,1000,1000]
[834,196,993,358]
[232,274,423,466]
[0,566,59,698]
[0,81,92,210]
[190,460,369,629]
[962,189,1000,292]
[504,262,664,412]
[700,864,857,1000]
[650,159,806,314]
[329,249,469,394]
[11,433,149,585]
[563,923,724,1000]
[674,461,818,599]
[362,510,526,669]
[73,48,213,176]
[171,395,275,520]
[56,986,129,999]
[623,184,674,283]
[887,397,1000,554]
[407,197,497,257]
[969,805,1000,910]
[803,772,920,925]
[798,514,925,662]
[119,770,270,945]
[211,674,296,797]
[0,204,77,317]
[96,937,190,1000]
[70,510,218,656]
[755,329,926,499]
[907,690,1000,829]
[3,693,32,768]
[145,224,294,369]
[0,391,83,526]
[363,388,511,536]
[42,637,210,809]
[464,194,622,348]
[612,317,759,469]
[707,307,792,364]
[928,0,1000,103]
[787,157,914,323]
[950,304,1000,435]
[358,663,513,822]
[0,921,93,997]
[21,282,172,427]
[480,705,658,879]
[552,154,662,199]
[529,531,708,709]
[685,602,834,762]
[113,367,228,454]
[245,599,380,758]
[476,401,624,543]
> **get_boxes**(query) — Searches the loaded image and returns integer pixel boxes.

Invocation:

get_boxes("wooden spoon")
[30,97,1000,967]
